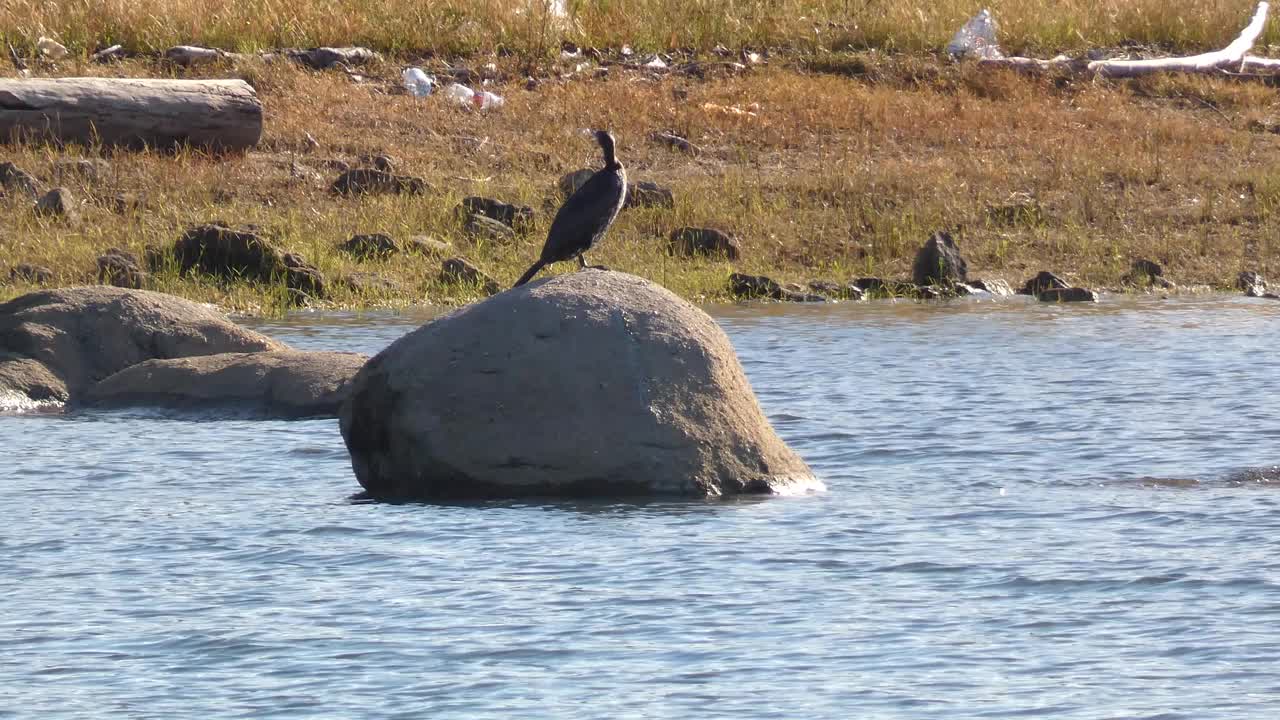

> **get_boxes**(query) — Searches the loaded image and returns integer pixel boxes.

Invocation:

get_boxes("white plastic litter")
[442,83,505,110]
[36,36,68,60]
[401,67,436,97]
[475,90,505,110]
[946,9,1003,60]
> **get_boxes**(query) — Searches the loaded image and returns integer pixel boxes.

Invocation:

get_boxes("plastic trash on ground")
[36,36,68,60]
[401,68,436,97]
[442,83,504,110]
[946,9,1003,60]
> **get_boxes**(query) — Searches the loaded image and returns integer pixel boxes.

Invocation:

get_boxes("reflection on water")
[3,293,1280,718]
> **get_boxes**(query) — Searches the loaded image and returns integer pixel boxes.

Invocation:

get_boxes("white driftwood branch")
[1241,55,1280,70]
[978,55,1087,73]
[1088,1,1269,77]
[164,45,229,66]
[0,78,263,151]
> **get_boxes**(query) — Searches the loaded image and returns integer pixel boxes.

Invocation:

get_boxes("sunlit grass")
[0,0,1274,58]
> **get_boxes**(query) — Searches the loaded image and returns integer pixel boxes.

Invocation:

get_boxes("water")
[4,294,1280,718]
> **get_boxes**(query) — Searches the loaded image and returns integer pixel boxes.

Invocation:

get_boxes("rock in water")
[1019,271,1069,296]
[339,271,817,499]
[85,350,368,419]
[1238,271,1267,298]
[0,286,285,405]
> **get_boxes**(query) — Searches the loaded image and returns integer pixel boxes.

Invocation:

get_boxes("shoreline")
[2,51,1278,314]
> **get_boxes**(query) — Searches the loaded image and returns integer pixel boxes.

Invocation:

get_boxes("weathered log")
[979,55,1087,73]
[164,45,225,66]
[1088,1,1269,77]
[0,78,262,152]
[981,2,1278,79]
[1241,56,1280,71]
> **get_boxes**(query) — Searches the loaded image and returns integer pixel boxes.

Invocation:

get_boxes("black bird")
[513,129,627,287]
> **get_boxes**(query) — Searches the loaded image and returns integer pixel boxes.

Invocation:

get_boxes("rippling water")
[4,295,1280,718]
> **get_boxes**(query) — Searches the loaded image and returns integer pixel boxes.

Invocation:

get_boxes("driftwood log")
[1089,1,1270,77]
[981,1,1280,79]
[0,78,262,151]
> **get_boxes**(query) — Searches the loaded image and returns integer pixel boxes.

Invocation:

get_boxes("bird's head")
[590,129,619,168]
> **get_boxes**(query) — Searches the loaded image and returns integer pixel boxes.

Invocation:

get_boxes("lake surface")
[4,294,1280,719]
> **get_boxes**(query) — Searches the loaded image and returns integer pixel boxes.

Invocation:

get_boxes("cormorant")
[513,130,627,287]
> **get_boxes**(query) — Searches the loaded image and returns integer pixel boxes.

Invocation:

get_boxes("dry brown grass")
[3,52,1280,312]
[1,0,1276,57]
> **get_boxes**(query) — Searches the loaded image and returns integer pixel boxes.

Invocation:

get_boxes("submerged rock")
[339,271,817,499]
[1018,271,1070,296]
[1038,287,1099,303]
[86,350,368,419]
[729,273,823,302]
[852,277,918,297]
[967,277,1014,296]
[0,351,66,405]
[806,280,864,300]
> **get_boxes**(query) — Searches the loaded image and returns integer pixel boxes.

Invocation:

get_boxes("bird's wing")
[542,171,625,261]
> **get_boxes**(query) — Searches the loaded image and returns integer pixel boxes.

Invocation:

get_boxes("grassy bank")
[2,51,1280,313]
[1,0,1274,58]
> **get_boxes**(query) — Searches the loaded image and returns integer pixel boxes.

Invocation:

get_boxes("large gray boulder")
[340,271,816,499]
[0,286,285,406]
[85,350,368,418]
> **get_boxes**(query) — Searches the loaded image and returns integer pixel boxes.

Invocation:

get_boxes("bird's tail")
[513,260,546,288]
